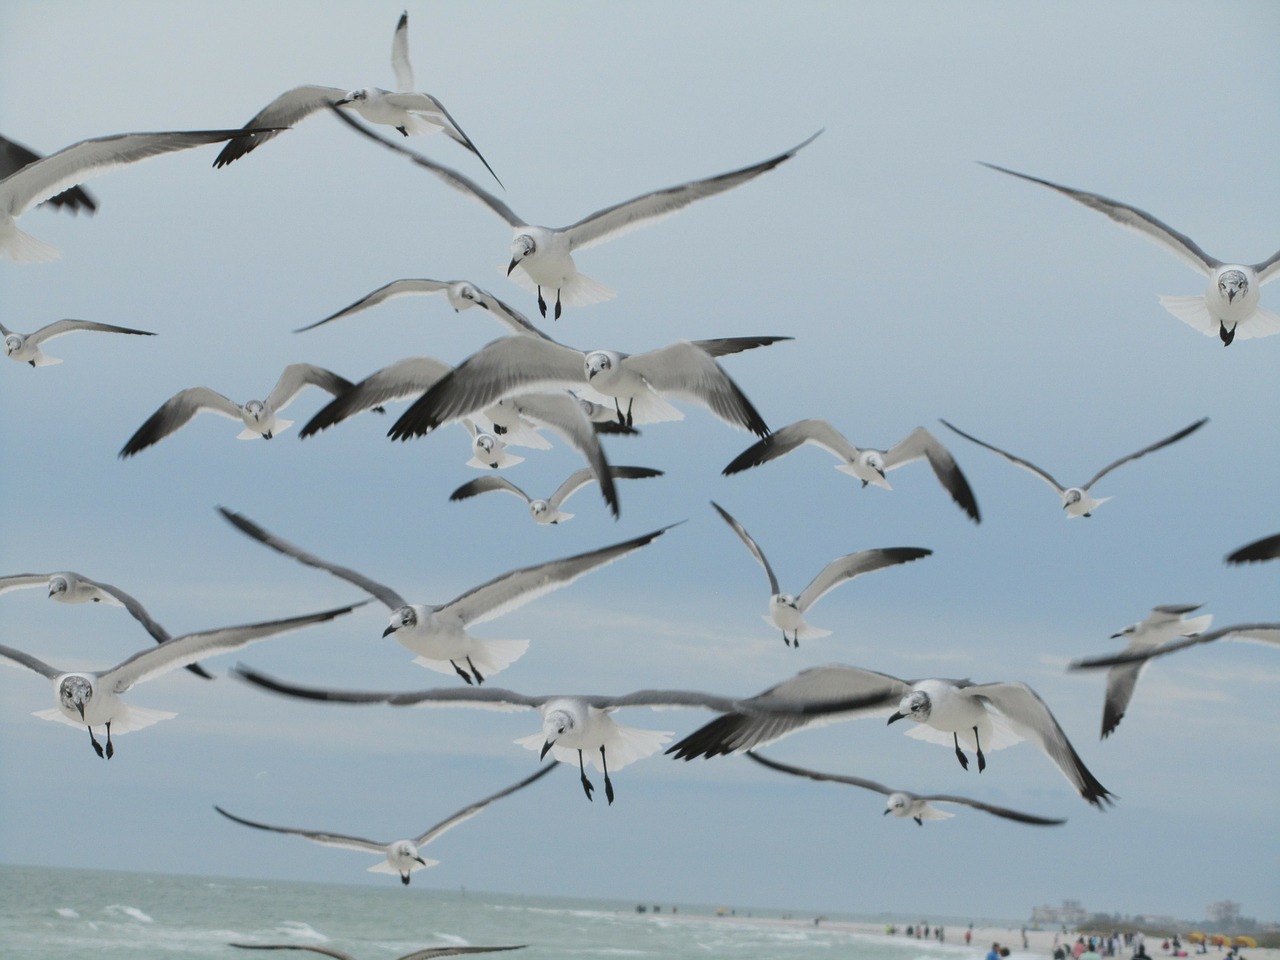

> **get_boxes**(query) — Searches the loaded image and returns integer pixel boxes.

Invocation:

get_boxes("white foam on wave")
[431,933,469,945]
[275,920,329,942]
[55,907,79,919]
[103,905,154,923]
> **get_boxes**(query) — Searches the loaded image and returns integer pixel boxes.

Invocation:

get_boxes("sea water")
[0,863,989,959]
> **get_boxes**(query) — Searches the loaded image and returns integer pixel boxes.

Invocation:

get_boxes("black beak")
[1227,289,1236,302]
[539,739,554,760]
[1110,632,1123,639]
[413,855,426,866]
[882,808,891,816]
[382,624,398,638]
[887,711,904,725]
[334,97,352,106]
[507,258,519,277]
[75,702,86,719]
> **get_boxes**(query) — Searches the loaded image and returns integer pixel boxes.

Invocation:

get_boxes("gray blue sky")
[1,0,1278,924]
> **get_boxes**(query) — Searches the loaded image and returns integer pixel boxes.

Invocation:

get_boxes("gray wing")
[439,525,672,626]
[264,364,358,415]
[0,574,55,597]
[214,805,387,854]
[939,419,1065,493]
[328,107,522,226]
[723,419,861,475]
[745,750,893,796]
[389,337,585,439]
[563,131,822,251]
[886,426,981,523]
[413,765,556,847]
[0,643,61,679]
[1226,532,1280,565]
[0,134,97,212]
[383,91,503,188]
[212,86,349,168]
[118,387,243,458]
[229,945,354,960]
[217,507,406,609]
[102,601,364,692]
[496,392,619,516]
[232,665,410,705]
[965,682,1114,808]
[1,129,257,216]
[710,501,778,595]
[298,279,453,332]
[27,319,155,346]
[796,548,932,613]
[979,162,1223,275]
[913,793,1068,825]
[1070,622,1280,669]
[398,948,527,960]
[1254,251,1280,284]
[1098,655,1148,740]
[299,357,455,438]
[449,476,531,505]
[472,290,548,338]
[390,11,413,91]
[625,340,775,437]
[1083,417,1207,490]
[666,665,908,759]
[550,465,662,510]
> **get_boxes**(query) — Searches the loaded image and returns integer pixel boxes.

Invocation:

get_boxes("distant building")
[1207,902,1242,928]
[1031,901,1089,927]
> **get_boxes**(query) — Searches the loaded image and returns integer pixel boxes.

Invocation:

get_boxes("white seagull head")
[3,333,22,357]
[540,707,576,757]
[58,675,94,718]
[383,605,418,637]
[1218,268,1248,304]
[508,234,536,276]
[884,793,913,818]
[889,689,931,724]
[47,575,70,598]
[584,350,616,380]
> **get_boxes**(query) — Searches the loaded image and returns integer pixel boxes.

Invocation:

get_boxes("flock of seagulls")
[3,6,1277,945]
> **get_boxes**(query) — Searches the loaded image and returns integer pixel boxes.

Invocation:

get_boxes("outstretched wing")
[214,805,387,854]
[710,501,779,595]
[450,476,531,505]
[213,86,348,168]
[745,750,894,796]
[723,419,861,475]
[413,765,556,847]
[625,340,777,437]
[264,364,358,415]
[119,387,243,458]
[0,134,98,212]
[0,643,62,679]
[27,319,155,346]
[298,279,454,332]
[1083,417,1207,490]
[1225,532,1280,565]
[940,419,1065,494]
[885,426,981,523]
[797,548,931,613]
[300,357,455,437]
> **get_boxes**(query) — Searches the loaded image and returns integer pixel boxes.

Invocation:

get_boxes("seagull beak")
[1227,288,1236,303]
[334,97,352,107]
[1110,632,1123,639]
[882,808,891,816]
[413,855,427,866]
[381,624,399,638]
[887,711,904,725]
[506,258,519,277]
[539,739,555,760]
[75,702,86,719]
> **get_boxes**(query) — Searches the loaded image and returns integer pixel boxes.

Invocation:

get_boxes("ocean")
[0,863,993,960]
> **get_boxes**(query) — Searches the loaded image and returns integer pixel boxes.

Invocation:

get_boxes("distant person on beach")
[1023,928,1030,949]
[1134,944,1151,960]
[1055,945,1068,960]
[988,942,1002,960]
[966,929,973,945]
[1081,941,1102,960]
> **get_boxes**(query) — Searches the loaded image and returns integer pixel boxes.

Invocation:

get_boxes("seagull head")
[888,689,930,724]
[58,675,94,718]
[243,399,266,422]
[452,283,483,311]
[773,593,799,611]
[530,500,551,520]
[540,707,576,758]
[1217,269,1248,304]
[47,575,70,599]
[584,351,615,381]
[3,334,22,357]
[507,234,536,275]
[857,450,889,488]
[884,793,912,818]
[1062,488,1083,510]
[383,606,418,637]
[335,88,371,106]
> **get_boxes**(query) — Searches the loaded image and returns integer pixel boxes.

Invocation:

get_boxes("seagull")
[329,105,820,319]
[722,420,980,523]
[119,363,361,456]
[0,600,362,758]
[710,501,931,646]
[297,279,542,336]
[230,665,876,805]
[213,12,500,184]
[0,571,213,680]
[1085,604,1214,739]
[214,765,554,884]
[385,333,788,439]
[217,507,673,684]
[0,134,97,213]
[745,751,1067,826]
[464,417,523,470]
[1,127,265,262]
[981,162,1280,346]
[1226,532,1280,565]
[941,416,1207,518]
[229,944,526,959]
[450,466,664,524]
[1069,623,1280,671]
[666,664,1115,809]
[1,318,154,367]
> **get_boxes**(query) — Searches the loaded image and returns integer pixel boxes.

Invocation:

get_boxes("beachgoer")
[988,942,1002,960]
[967,930,973,946]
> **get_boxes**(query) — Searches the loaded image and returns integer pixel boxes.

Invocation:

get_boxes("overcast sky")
[1,0,1278,924]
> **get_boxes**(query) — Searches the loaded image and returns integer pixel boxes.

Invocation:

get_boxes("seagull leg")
[396,126,409,137]
[263,431,274,440]
[466,656,485,685]
[400,873,411,885]
[600,746,614,805]
[537,287,548,318]
[973,726,985,772]
[87,726,104,759]
[914,816,923,826]
[492,423,507,435]
[577,750,595,801]
[1220,321,1236,346]
[104,721,114,759]
[782,632,791,647]
[952,731,969,770]
[450,660,475,685]
[624,399,634,428]
[554,289,562,321]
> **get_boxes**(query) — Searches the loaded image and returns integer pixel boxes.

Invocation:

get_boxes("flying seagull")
[230,665,876,805]
[1069,623,1280,671]
[0,601,362,758]
[0,127,266,262]
[745,751,1067,826]
[297,279,541,336]
[120,363,361,456]
[214,12,500,184]
[214,764,554,884]
[451,466,663,524]
[723,420,980,523]
[941,417,1207,518]
[384,333,788,439]
[1,318,154,367]
[329,105,820,319]
[666,664,1114,809]
[710,501,931,646]
[1086,604,1214,739]
[981,162,1280,346]
[217,507,673,684]
[1225,532,1280,565]
[0,134,97,213]
[229,944,526,959]
[0,570,213,680]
